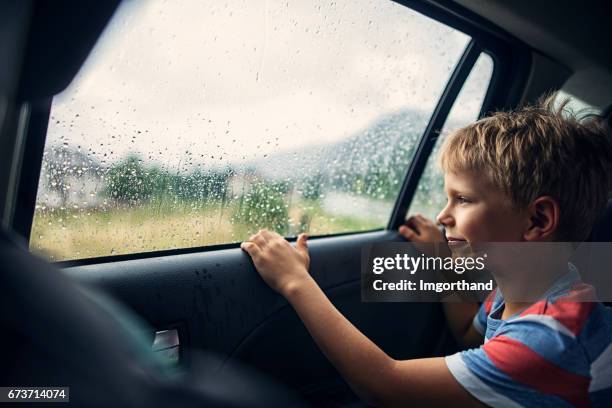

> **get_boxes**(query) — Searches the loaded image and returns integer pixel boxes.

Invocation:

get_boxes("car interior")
[1,0,611,407]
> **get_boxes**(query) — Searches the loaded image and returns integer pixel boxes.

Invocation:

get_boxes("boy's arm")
[400,215,483,349]
[241,230,483,407]
[284,274,482,407]
[442,298,484,349]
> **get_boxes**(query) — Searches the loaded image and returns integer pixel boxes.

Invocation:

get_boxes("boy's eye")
[445,194,471,204]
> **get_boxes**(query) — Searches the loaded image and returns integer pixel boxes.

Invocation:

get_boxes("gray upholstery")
[0,229,306,408]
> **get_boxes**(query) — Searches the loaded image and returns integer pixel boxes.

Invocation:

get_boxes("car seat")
[0,228,307,407]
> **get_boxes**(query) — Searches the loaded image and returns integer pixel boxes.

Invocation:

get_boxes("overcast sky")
[47,0,477,171]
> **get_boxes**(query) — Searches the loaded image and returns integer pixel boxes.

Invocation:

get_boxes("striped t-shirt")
[445,265,612,407]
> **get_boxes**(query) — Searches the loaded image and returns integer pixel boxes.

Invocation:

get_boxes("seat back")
[0,229,305,407]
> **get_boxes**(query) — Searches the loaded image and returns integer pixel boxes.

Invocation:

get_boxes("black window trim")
[387,39,482,230]
[387,0,531,230]
[12,0,531,265]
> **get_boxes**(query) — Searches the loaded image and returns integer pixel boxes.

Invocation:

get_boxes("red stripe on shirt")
[483,335,590,408]
[519,284,596,335]
[484,288,497,314]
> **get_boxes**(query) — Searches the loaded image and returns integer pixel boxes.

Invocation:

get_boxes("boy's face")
[436,170,528,244]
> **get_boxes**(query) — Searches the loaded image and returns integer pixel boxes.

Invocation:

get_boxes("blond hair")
[438,94,612,241]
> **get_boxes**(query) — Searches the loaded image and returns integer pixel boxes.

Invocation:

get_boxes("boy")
[241,97,612,407]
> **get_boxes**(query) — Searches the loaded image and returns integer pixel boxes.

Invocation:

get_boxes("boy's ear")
[523,196,560,241]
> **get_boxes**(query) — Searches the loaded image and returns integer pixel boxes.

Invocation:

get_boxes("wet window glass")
[408,53,494,221]
[30,0,471,261]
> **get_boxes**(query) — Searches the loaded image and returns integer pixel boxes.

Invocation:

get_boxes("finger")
[240,241,262,259]
[405,215,420,229]
[404,217,421,234]
[296,235,309,259]
[412,214,428,226]
[296,233,309,252]
[259,229,285,242]
[258,229,277,241]
[416,214,432,225]
[399,225,417,240]
[248,232,267,247]
[263,230,288,248]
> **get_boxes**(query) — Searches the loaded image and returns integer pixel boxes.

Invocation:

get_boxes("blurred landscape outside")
[29,0,490,261]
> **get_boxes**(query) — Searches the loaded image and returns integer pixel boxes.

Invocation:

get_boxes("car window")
[408,52,494,221]
[30,0,475,261]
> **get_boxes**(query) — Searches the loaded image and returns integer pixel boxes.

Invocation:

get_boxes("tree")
[301,172,324,201]
[232,180,289,235]
[105,155,154,204]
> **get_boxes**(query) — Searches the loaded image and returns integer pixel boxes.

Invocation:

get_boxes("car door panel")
[64,229,454,396]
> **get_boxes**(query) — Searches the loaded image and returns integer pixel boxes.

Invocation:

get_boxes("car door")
[8,0,530,406]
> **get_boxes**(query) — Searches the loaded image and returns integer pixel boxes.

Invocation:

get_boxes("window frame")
[388,44,495,230]
[387,0,531,230]
[12,0,531,266]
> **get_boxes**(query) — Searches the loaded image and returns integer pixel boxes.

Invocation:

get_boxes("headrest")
[590,200,612,242]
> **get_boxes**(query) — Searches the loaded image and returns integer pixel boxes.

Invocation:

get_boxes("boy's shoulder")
[453,284,612,407]
[506,281,607,338]
[500,288,611,360]
[494,280,611,366]
[482,266,608,344]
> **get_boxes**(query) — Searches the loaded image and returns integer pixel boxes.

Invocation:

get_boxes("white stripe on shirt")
[445,353,523,408]
[590,342,612,392]
[508,314,576,339]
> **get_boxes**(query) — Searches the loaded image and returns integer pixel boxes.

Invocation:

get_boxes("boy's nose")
[436,205,453,227]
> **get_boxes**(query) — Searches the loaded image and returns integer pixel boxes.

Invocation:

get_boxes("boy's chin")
[448,240,473,257]
[448,241,492,260]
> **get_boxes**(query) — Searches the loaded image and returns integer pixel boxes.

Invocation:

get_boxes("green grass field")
[30,200,382,261]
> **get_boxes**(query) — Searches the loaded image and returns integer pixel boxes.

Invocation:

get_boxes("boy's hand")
[399,214,445,257]
[399,214,444,243]
[241,230,310,296]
